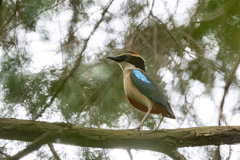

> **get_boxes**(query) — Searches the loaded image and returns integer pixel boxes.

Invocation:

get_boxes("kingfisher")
[107,51,175,134]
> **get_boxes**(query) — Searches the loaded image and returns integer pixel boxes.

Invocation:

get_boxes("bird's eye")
[124,55,131,61]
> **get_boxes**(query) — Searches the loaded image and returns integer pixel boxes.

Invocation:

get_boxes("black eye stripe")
[124,55,131,61]
[125,56,145,71]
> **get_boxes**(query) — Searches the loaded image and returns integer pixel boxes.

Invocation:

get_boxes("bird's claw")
[154,128,166,132]
[129,126,143,137]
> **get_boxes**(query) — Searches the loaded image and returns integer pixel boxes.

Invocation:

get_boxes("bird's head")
[107,51,146,71]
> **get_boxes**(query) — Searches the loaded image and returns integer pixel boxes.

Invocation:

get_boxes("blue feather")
[132,70,151,84]
[130,69,173,116]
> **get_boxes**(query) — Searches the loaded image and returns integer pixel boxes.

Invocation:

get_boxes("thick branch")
[0,119,239,151]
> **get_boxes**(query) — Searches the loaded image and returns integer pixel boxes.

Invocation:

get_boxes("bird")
[107,51,175,134]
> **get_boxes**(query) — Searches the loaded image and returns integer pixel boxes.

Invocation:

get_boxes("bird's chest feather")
[123,70,152,110]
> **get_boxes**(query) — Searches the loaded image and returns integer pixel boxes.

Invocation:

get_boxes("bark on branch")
[0,118,239,156]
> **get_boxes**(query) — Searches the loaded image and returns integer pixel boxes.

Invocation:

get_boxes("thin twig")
[1,0,64,39]
[179,102,194,128]
[176,29,204,52]
[128,17,147,51]
[150,0,155,12]
[48,143,61,160]
[126,149,133,160]
[215,146,221,160]
[196,2,230,23]
[0,0,19,32]
[74,67,122,123]
[34,0,115,119]
[6,129,64,160]
[72,77,100,128]
[0,144,9,158]
[218,51,240,125]
[166,148,186,160]
[227,145,232,160]
[150,12,183,51]
[184,49,240,87]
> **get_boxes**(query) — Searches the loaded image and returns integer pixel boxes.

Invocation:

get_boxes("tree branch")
[219,46,240,125]
[74,67,122,124]
[0,0,64,39]
[150,12,183,51]
[33,0,115,119]
[48,143,61,160]
[0,0,18,33]
[6,128,64,160]
[176,29,204,53]
[126,149,133,160]
[0,118,239,159]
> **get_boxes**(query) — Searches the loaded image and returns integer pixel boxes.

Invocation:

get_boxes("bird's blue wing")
[130,70,171,112]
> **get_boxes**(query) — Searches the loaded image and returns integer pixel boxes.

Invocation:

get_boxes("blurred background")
[0,0,240,159]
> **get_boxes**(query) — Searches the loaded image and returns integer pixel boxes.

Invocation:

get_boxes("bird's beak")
[106,56,125,62]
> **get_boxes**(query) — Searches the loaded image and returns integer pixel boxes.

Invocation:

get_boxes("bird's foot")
[154,128,166,132]
[129,126,143,137]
